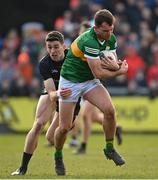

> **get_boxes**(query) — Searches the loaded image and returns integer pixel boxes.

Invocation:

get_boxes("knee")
[32,121,44,135]
[59,126,70,134]
[46,132,54,144]
[104,106,116,121]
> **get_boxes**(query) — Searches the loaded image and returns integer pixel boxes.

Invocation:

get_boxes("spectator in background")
[3,28,20,60]
[125,0,142,32]
[16,47,33,85]
[139,38,153,66]
[0,49,16,96]
[0,36,3,50]
[146,38,158,99]
[146,61,158,99]
[21,22,45,71]
[125,46,146,95]
[14,46,41,97]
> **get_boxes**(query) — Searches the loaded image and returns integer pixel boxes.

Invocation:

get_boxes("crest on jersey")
[106,46,110,50]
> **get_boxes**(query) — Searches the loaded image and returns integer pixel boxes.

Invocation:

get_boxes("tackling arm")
[44,78,58,102]
[44,79,72,101]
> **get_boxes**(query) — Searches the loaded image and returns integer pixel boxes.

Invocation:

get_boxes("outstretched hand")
[49,88,72,102]
[59,88,72,98]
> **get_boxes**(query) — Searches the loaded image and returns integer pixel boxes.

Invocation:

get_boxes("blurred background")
[0,0,158,133]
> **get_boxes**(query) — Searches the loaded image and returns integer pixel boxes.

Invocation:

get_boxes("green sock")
[105,139,114,152]
[54,150,63,159]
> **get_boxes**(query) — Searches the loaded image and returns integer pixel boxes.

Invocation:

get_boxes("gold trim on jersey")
[71,41,87,61]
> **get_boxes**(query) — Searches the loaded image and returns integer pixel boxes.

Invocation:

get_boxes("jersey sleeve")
[83,40,100,59]
[39,61,52,80]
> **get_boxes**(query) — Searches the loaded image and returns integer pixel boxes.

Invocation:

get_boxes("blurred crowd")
[0,0,158,98]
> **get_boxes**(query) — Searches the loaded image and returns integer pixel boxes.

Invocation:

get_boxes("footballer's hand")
[49,91,58,102]
[59,88,72,98]
[101,56,120,71]
[118,60,128,74]
[118,60,123,66]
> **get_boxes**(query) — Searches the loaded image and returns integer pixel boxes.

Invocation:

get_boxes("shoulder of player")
[39,54,51,68]
[77,30,99,49]
[39,54,50,63]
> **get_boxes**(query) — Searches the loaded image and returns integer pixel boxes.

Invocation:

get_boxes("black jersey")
[38,49,80,116]
[39,52,66,90]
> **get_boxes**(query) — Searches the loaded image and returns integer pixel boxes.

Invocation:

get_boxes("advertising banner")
[1,97,157,132]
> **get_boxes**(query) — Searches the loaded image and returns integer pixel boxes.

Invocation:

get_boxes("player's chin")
[52,56,60,61]
[104,36,111,40]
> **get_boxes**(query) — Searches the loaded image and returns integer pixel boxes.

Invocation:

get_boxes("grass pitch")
[0,134,158,179]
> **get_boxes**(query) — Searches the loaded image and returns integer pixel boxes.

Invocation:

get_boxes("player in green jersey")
[54,9,128,176]
[69,21,123,153]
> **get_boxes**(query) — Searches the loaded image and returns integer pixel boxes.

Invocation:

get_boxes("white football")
[101,50,117,61]
[99,50,119,70]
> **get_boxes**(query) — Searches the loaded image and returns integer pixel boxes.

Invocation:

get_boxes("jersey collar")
[91,27,105,45]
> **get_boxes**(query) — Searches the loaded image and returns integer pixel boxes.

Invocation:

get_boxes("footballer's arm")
[87,58,128,80]
[44,79,72,101]
[44,78,58,102]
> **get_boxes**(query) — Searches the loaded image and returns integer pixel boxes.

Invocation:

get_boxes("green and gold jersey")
[61,27,117,82]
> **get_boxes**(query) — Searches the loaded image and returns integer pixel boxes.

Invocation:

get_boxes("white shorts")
[59,76,101,102]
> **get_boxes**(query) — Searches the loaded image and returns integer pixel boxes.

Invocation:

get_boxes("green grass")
[0,134,158,179]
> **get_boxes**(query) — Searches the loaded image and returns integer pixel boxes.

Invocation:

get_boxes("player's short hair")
[80,21,91,29]
[94,9,115,27]
[45,31,64,43]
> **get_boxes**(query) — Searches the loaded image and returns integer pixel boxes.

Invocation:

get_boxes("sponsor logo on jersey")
[51,69,58,73]
[106,46,110,50]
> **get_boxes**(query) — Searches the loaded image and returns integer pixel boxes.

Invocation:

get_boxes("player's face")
[94,22,114,41]
[46,41,65,61]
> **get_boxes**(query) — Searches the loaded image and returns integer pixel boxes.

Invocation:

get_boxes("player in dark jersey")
[11,31,80,176]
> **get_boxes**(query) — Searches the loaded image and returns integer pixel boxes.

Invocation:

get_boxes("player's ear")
[63,43,67,49]
[94,25,98,33]
[94,25,97,30]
